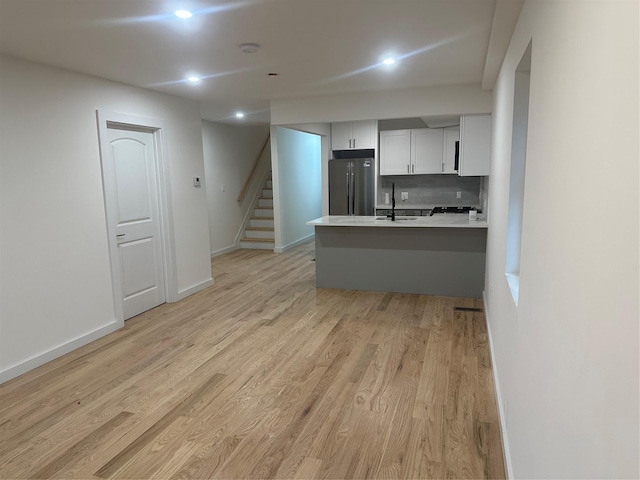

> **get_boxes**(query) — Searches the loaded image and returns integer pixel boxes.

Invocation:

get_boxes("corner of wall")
[483,291,513,479]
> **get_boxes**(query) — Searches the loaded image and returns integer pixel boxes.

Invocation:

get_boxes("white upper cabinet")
[412,128,443,174]
[442,126,460,174]
[380,128,444,175]
[459,114,491,176]
[331,120,378,150]
[379,129,411,175]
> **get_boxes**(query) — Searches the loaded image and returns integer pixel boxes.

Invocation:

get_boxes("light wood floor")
[0,240,505,479]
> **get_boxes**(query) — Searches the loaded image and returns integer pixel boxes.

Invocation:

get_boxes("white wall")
[270,84,492,125]
[281,123,331,216]
[485,1,639,478]
[201,121,270,256]
[271,127,322,251]
[0,55,213,382]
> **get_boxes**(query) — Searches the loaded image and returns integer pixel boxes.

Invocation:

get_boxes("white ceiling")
[0,0,522,125]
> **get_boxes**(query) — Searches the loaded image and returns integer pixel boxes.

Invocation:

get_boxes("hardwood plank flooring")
[0,241,505,479]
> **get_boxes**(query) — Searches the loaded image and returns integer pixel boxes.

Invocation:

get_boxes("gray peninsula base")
[314,226,487,297]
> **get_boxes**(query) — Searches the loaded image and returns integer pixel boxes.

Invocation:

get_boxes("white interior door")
[105,126,166,319]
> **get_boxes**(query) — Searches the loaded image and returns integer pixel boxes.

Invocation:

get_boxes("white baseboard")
[211,245,237,258]
[0,320,122,384]
[274,234,314,253]
[483,291,513,479]
[175,278,214,301]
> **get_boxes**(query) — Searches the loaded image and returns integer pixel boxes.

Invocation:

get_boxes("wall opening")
[505,41,532,304]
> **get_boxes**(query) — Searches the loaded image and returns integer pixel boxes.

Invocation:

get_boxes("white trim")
[96,110,178,318]
[483,290,513,479]
[175,278,215,301]
[274,234,314,253]
[211,245,238,258]
[270,126,282,249]
[0,320,122,384]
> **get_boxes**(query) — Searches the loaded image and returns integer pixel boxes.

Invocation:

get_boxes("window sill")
[505,273,520,305]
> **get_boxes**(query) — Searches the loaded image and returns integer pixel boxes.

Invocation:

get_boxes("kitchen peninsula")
[307,215,488,297]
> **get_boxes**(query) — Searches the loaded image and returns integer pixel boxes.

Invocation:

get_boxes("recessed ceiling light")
[240,43,260,54]
[175,9,193,19]
[383,58,396,65]
[235,112,245,118]
[187,76,201,83]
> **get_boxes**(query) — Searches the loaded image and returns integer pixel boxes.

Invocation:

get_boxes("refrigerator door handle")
[351,165,356,215]
[346,167,350,215]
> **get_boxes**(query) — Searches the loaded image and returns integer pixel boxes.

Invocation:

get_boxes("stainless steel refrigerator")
[328,158,375,215]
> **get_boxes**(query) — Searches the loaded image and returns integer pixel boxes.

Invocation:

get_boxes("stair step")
[254,207,274,218]
[241,237,274,242]
[245,227,275,239]
[258,198,273,208]
[266,180,273,189]
[262,189,273,198]
[240,238,275,250]
[249,217,274,228]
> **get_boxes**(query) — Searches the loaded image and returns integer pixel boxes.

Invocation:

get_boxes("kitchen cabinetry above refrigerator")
[379,128,444,175]
[331,120,378,150]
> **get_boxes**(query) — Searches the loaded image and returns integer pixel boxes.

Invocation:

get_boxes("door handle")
[116,234,126,238]
[346,170,350,214]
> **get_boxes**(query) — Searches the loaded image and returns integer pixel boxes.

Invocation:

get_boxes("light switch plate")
[193,176,201,187]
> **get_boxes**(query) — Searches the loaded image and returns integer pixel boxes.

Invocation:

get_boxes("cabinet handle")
[353,138,356,148]
[407,164,410,174]
[412,164,414,173]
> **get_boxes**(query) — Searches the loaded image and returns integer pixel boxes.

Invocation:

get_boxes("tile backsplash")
[379,175,481,207]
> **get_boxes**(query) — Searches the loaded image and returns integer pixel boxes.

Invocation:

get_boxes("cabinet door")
[412,128,443,174]
[459,114,491,176]
[351,120,377,149]
[442,126,460,174]
[380,130,411,175]
[331,122,352,150]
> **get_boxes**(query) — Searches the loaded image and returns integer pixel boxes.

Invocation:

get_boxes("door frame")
[96,110,178,323]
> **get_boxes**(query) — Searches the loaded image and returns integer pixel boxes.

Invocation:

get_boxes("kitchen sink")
[376,217,418,221]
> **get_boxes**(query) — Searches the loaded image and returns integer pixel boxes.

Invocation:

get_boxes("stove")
[429,206,475,216]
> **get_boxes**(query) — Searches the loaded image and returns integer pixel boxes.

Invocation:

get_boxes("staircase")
[240,176,275,250]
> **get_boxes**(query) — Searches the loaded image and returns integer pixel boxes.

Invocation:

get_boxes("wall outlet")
[193,176,201,187]
[401,191,409,200]
[456,191,462,199]
[221,184,226,192]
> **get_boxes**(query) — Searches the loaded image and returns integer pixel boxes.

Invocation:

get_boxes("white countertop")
[307,215,488,229]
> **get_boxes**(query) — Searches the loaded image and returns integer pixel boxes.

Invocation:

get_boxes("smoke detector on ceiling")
[240,43,260,53]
